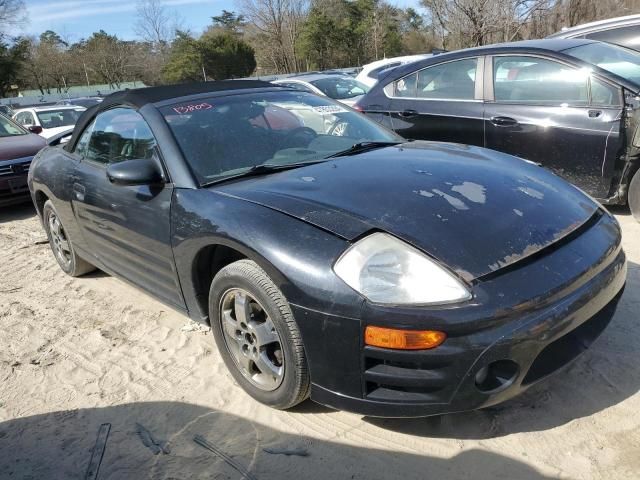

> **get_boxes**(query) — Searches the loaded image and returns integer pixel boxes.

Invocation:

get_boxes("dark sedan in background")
[548,14,640,52]
[0,114,46,207]
[357,39,640,219]
[28,82,626,417]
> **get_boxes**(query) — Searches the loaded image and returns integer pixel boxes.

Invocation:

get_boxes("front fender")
[171,188,365,320]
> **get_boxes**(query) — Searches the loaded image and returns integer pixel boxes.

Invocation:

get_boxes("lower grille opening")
[522,295,619,385]
[363,354,453,402]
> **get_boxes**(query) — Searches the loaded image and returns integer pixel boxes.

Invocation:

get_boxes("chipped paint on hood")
[215,142,599,280]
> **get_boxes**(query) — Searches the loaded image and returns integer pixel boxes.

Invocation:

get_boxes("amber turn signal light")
[364,326,446,350]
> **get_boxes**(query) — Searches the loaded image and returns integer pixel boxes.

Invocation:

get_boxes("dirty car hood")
[215,142,599,280]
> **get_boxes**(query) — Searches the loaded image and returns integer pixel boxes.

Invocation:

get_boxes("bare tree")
[135,0,173,46]
[0,0,26,34]
[422,0,552,48]
[239,0,309,73]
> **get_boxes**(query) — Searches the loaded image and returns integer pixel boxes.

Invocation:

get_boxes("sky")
[19,0,421,42]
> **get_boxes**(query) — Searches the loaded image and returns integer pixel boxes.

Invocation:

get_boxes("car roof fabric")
[66,80,275,152]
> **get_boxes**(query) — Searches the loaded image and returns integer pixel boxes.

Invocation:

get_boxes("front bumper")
[293,211,627,417]
[0,157,33,207]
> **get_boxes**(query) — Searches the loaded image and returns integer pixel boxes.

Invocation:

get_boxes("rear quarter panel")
[29,146,84,249]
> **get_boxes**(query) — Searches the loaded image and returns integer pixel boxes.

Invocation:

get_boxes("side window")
[393,58,478,100]
[16,112,33,125]
[493,56,589,106]
[590,77,621,107]
[74,120,96,156]
[84,108,157,165]
[393,72,418,97]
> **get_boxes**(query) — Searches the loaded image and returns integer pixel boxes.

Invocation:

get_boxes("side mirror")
[106,159,163,186]
[28,125,43,134]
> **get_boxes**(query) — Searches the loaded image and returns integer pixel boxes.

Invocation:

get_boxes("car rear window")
[36,109,84,129]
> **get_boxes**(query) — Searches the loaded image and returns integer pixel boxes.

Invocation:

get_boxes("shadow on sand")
[0,401,560,480]
[0,201,36,223]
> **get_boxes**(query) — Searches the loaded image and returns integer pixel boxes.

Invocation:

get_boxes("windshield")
[564,42,640,86]
[0,114,26,137]
[310,77,370,99]
[36,109,84,129]
[160,90,400,185]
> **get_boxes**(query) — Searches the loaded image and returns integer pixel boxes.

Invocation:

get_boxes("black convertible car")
[356,39,640,220]
[29,82,626,417]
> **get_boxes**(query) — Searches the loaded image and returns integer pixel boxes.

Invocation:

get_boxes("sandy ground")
[0,203,638,480]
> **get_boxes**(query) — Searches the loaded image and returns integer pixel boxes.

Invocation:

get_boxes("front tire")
[43,200,95,277]
[629,168,640,222]
[209,259,310,409]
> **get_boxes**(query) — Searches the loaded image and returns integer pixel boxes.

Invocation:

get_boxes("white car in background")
[355,54,434,88]
[273,74,370,107]
[12,106,85,140]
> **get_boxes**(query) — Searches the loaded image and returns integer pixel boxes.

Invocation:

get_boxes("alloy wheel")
[219,288,284,391]
[48,212,72,269]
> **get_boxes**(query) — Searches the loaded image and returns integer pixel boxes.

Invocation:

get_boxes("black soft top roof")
[66,80,276,151]
[100,80,275,109]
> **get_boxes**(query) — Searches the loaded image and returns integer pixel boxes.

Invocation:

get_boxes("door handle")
[399,109,418,118]
[73,182,86,201]
[490,116,518,127]
[588,109,602,118]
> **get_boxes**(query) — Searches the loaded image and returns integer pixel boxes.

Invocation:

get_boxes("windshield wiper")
[325,141,402,158]
[203,160,326,186]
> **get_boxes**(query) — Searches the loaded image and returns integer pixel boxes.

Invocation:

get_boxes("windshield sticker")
[173,102,214,115]
[312,105,348,114]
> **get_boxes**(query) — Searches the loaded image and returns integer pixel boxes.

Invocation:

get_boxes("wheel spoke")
[234,292,252,325]
[58,237,71,253]
[222,309,238,338]
[251,318,279,348]
[237,350,253,374]
[254,351,282,380]
[51,217,62,237]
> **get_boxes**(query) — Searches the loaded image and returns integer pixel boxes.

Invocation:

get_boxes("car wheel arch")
[190,240,293,323]
[34,190,49,217]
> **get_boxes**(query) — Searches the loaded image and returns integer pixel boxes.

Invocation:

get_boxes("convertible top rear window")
[159,91,398,185]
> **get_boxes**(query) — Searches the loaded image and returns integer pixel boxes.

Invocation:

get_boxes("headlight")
[334,232,471,305]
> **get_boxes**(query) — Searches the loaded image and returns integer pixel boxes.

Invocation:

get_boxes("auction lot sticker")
[173,102,214,115]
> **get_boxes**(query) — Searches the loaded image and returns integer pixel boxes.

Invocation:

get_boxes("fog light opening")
[475,360,520,393]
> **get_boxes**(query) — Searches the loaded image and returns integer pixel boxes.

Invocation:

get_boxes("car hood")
[215,142,599,281]
[0,133,46,161]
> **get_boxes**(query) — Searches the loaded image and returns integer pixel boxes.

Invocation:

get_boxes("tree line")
[0,0,638,97]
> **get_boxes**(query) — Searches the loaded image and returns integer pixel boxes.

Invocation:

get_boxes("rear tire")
[209,259,310,409]
[43,200,95,277]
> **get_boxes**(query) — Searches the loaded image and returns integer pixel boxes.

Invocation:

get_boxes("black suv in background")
[356,39,640,220]
[548,14,640,52]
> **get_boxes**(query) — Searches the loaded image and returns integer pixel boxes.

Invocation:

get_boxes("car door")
[384,57,485,146]
[484,54,624,200]
[71,107,185,309]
